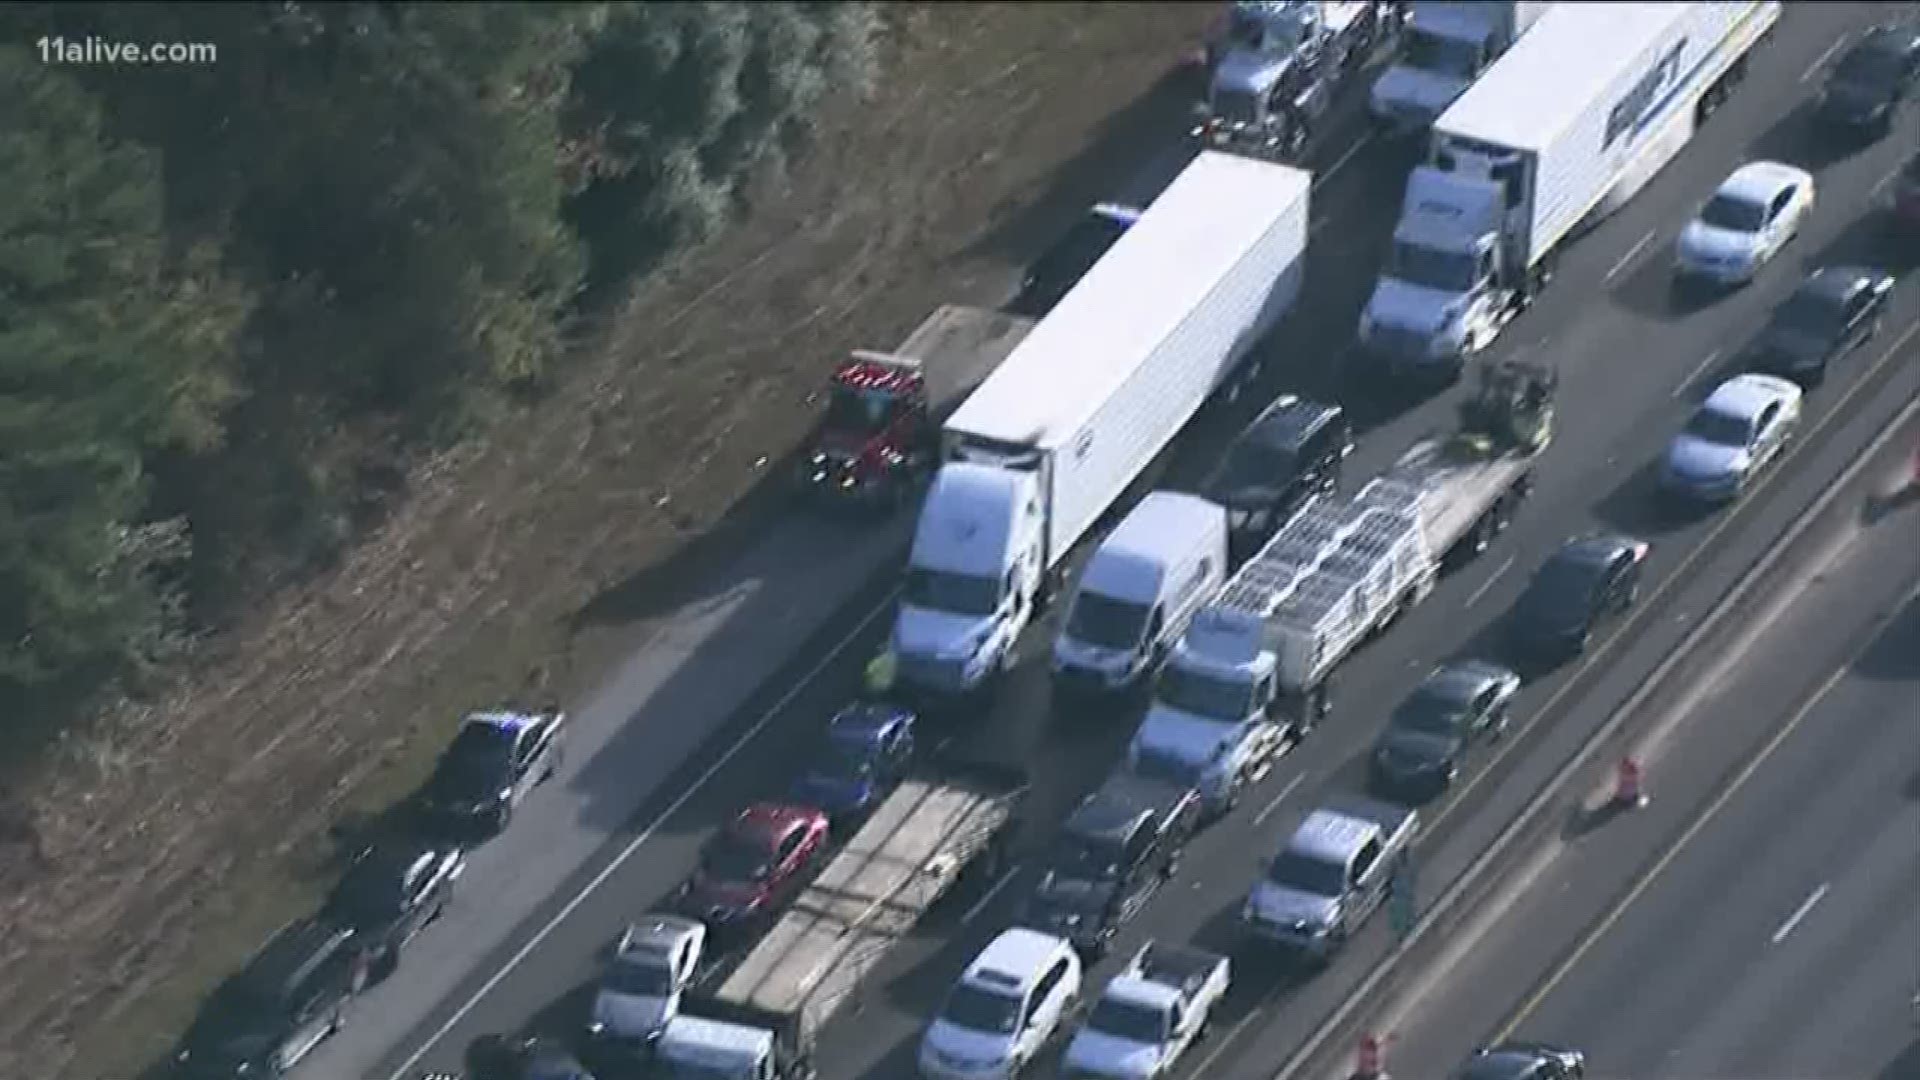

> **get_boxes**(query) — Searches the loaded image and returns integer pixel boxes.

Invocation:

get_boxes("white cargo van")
[1052,493,1228,699]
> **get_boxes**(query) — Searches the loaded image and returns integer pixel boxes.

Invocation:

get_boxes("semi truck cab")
[1357,154,1527,382]
[894,461,1045,699]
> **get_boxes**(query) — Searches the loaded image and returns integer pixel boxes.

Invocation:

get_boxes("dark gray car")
[1368,661,1519,803]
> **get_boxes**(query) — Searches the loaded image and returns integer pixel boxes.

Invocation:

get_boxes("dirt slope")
[0,4,1218,1077]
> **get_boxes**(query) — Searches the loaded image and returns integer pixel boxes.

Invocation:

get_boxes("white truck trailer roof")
[946,152,1310,451]
[1436,2,1698,153]
[708,765,1022,1037]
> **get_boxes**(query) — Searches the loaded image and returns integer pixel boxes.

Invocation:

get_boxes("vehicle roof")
[911,462,1023,574]
[945,152,1309,450]
[1078,770,1192,831]
[1065,787,1152,846]
[1104,974,1181,1014]
[1703,373,1798,419]
[244,918,353,993]
[826,702,912,744]
[1438,3,1701,152]
[832,355,920,395]
[1549,534,1636,571]
[1080,492,1224,601]
[1414,661,1512,705]
[618,914,703,959]
[463,710,546,736]
[1795,265,1883,305]
[1287,808,1378,863]
[1849,22,1920,62]
[966,927,1067,989]
[726,802,822,846]
[658,1014,773,1065]
[1716,161,1808,207]
[1458,1045,1554,1080]
[1244,394,1343,451]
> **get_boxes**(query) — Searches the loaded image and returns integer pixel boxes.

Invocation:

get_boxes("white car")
[1674,161,1815,287]
[1662,373,1802,503]
[920,928,1082,1080]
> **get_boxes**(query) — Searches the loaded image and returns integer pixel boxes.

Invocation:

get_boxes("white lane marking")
[962,868,1022,925]
[386,590,899,1079]
[1317,131,1375,188]
[1253,773,1308,826]
[1872,163,1904,201]
[1800,36,1845,83]
[1606,229,1658,283]
[1463,555,1515,608]
[1673,348,1724,398]
[1771,882,1829,944]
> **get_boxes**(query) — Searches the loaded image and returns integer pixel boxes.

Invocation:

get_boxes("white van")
[1051,492,1228,698]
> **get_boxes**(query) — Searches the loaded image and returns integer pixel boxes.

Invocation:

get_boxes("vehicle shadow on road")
[1850,588,1920,682]
[1744,98,1859,177]
[1589,456,1703,542]
[1874,1037,1920,1080]
[960,64,1205,271]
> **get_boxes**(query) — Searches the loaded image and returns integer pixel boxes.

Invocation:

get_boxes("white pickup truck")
[1062,941,1232,1080]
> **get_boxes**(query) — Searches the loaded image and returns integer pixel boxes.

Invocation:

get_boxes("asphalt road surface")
[1351,421,1920,1080]
[303,5,1920,1078]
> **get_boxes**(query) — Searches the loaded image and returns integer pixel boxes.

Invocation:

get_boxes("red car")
[680,803,830,934]
[799,352,936,510]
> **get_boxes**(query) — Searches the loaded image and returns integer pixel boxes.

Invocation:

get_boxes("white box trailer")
[1358,1,1780,381]
[944,151,1310,571]
[895,152,1310,698]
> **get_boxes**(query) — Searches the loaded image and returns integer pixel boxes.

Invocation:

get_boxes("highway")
[291,5,1920,1079]
[1341,416,1920,1080]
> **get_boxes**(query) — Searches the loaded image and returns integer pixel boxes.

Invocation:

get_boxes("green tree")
[567,1,880,278]
[0,46,246,701]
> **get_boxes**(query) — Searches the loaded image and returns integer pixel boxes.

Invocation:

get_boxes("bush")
[567,1,880,278]
[0,0,878,710]
[0,45,245,704]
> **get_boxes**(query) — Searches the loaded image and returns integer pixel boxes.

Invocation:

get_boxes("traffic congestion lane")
[351,53,1414,1080]
[376,5,1907,1076]
[808,4,1920,1077]
[1357,469,1920,1080]
[368,6,1905,1076]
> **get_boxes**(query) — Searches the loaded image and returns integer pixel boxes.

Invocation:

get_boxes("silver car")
[1662,373,1801,502]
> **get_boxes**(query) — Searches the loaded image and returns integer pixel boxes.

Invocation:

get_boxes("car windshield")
[1832,42,1905,89]
[1392,686,1468,738]
[1216,438,1298,496]
[1049,833,1127,881]
[701,836,771,883]
[1087,995,1168,1044]
[1267,850,1347,897]
[604,956,674,997]
[823,384,897,436]
[438,723,513,791]
[1400,28,1481,79]
[1211,87,1261,123]
[1456,1052,1545,1080]
[1388,240,1478,292]
[1685,404,1753,447]
[1772,288,1847,337]
[1064,591,1152,651]
[902,567,999,618]
[1153,665,1255,723]
[329,857,408,923]
[1698,192,1767,232]
[809,737,874,781]
[1129,747,1203,787]
[941,983,1023,1035]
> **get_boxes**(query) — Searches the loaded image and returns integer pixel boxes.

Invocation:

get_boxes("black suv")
[1207,394,1351,559]
[174,918,367,1078]
[323,837,466,978]
[1818,23,1920,140]
[1018,770,1201,959]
